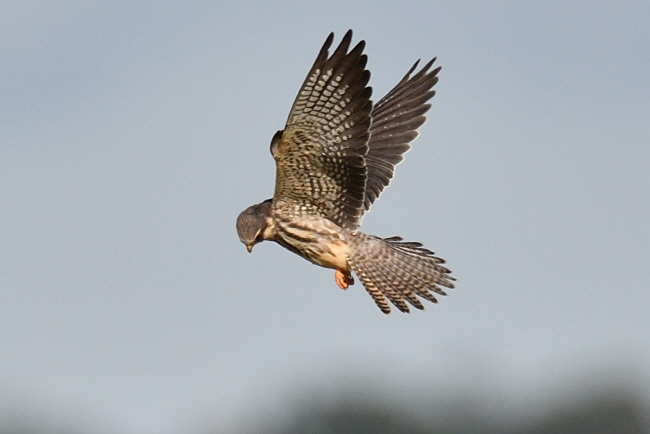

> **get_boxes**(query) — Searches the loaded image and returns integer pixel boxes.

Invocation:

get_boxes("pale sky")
[2,1,649,433]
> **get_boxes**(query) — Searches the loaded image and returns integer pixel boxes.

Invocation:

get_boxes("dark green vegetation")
[267,390,648,434]
[2,382,648,433]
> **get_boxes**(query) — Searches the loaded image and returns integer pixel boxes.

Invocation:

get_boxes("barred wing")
[364,59,440,212]
[271,30,372,231]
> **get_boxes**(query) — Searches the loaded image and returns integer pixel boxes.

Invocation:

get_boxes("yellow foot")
[335,269,354,290]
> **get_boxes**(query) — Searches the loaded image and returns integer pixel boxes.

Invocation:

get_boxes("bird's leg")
[335,269,354,290]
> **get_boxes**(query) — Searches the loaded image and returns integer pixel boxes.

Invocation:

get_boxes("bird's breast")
[270,211,352,271]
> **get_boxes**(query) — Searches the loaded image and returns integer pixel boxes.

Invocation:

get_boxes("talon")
[335,269,354,289]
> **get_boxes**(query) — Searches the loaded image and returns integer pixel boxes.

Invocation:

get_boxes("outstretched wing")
[363,59,440,212]
[271,30,372,231]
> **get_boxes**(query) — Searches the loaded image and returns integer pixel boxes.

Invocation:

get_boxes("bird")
[236,30,455,314]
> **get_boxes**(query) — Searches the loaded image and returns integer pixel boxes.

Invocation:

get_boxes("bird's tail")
[347,232,455,314]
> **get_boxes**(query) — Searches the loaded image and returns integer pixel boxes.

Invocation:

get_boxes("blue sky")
[2,2,649,433]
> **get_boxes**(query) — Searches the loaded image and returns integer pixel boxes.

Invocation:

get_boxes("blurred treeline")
[1,382,648,433]
[262,388,648,434]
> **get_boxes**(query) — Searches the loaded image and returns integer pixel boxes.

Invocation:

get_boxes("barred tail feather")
[347,233,455,314]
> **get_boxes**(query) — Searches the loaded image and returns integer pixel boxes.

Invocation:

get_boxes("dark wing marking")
[271,30,372,230]
[363,59,440,212]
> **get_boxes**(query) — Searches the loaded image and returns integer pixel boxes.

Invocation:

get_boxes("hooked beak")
[246,244,254,253]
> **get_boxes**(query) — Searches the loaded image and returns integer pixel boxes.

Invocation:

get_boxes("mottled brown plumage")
[236,30,454,313]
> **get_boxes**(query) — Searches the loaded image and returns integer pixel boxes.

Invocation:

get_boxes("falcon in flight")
[236,30,454,313]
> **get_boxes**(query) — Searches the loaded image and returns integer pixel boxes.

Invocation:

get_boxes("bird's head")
[236,199,273,252]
